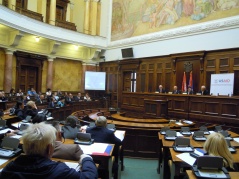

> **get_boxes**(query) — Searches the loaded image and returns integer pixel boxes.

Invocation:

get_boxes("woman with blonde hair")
[204,132,235,170]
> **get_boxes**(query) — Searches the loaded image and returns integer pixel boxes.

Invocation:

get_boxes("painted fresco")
[111,0,239,41]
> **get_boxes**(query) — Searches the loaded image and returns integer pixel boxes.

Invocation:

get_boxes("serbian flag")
[182,72,187,92]
[188,71,193,90]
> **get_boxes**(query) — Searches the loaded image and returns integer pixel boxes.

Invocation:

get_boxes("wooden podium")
[144,99,168,118]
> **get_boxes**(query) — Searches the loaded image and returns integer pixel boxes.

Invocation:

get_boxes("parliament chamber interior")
[0,0,239,179]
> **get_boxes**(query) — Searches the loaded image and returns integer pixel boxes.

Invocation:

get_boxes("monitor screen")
[85,71,106,90]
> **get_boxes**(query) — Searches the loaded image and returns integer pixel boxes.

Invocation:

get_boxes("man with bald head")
[158,85,166,93]
[199,85,209,95]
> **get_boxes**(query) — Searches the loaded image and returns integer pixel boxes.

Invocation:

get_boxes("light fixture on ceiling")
[35,36,40,42]
[74,44,79,50]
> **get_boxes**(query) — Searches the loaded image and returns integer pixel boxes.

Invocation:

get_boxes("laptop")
[74,132,94,145]
[0,137,22,158]
[0,120,6,130]
[17,123,30,135]
[193,131,207,141]
[22,115,32,123]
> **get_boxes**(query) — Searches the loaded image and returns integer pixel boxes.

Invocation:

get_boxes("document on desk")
[233,138,239,143]
[114,130,125,141]
[64,162,80,171]
[198,169,226,178]
[10,135,22,139]
[0,158,8,167]
[0,128,12,134]
[79,143,109,155]
[176,153,196,166]
[176,132,183,137]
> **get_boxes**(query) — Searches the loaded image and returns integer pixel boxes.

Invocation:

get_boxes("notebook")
[74,132,94,145]
[0,137,21,158]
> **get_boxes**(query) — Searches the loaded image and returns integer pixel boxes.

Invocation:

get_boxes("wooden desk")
[158,131,239,178]
[171,148,239,179]
[186,170,239,179]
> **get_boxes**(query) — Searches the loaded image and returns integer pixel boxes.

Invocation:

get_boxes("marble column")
[4,49,14,92]
[8,0,16,10]
[47,58,54,90]
[90,0,99,35]
[66,2,71,22]
[49,0,56,25]
[84,0,91,34]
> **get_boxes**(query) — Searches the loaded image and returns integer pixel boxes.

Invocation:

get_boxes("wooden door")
[20,66,38,92]
[123,72,131,92]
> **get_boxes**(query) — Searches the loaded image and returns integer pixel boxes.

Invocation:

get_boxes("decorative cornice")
[108,16,239,49]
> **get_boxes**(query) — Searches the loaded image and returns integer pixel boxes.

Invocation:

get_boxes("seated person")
[157,85,166,93]
[27,87,37,97]
[203,132,236,171]
[0,91,7,101]
[35,94,47,105]
[57,97,65,107]
[187,86,193,95]
[172,86,180,94]
[74,93,84,101]
[84,93,91,101]
[85,116,122,147]
[14,101,26,120]
[24,101,38,119]
[48,96,57,108]
[62,115,80,139]
[1,122,97,178]
[85,116,122,177]
[9,88,16,97]
[52,121,83,161]
[198,85,209,95]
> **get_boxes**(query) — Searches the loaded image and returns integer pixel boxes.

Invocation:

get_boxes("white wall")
[105,27,239,61]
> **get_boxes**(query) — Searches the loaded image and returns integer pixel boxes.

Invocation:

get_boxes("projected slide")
[85,71,106,90]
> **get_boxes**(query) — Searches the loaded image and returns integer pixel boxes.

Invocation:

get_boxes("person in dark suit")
[62,115,80,139]
[86,116,122,177]
[24,101,38,119]
[187,86,193,95]
[74,93,84,102]
[172,86,180,94]
[35,94,47,105]
[198,85,209,95]
[157,85,166,93]
[86,116,122,146]
[52,121,83,161]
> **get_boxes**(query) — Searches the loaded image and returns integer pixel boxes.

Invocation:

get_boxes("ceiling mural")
[111,0,239,41]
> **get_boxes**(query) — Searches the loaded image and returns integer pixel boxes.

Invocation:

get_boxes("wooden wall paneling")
[148,73,154,92]
[205,71,215,93]
[221,103,237,117]
[140,73,146,92]
[204,102,220,115]
[189,100,204,114]
[234,70,239,95]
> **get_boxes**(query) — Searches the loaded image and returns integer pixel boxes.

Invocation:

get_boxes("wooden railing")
[55,19,77,31]
[15,7,43,22]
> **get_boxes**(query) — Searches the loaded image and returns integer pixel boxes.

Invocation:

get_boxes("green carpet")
[120,158,159,179]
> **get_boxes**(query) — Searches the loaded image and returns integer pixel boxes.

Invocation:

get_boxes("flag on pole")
[188,71,193,91]
[182,72,187,92]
